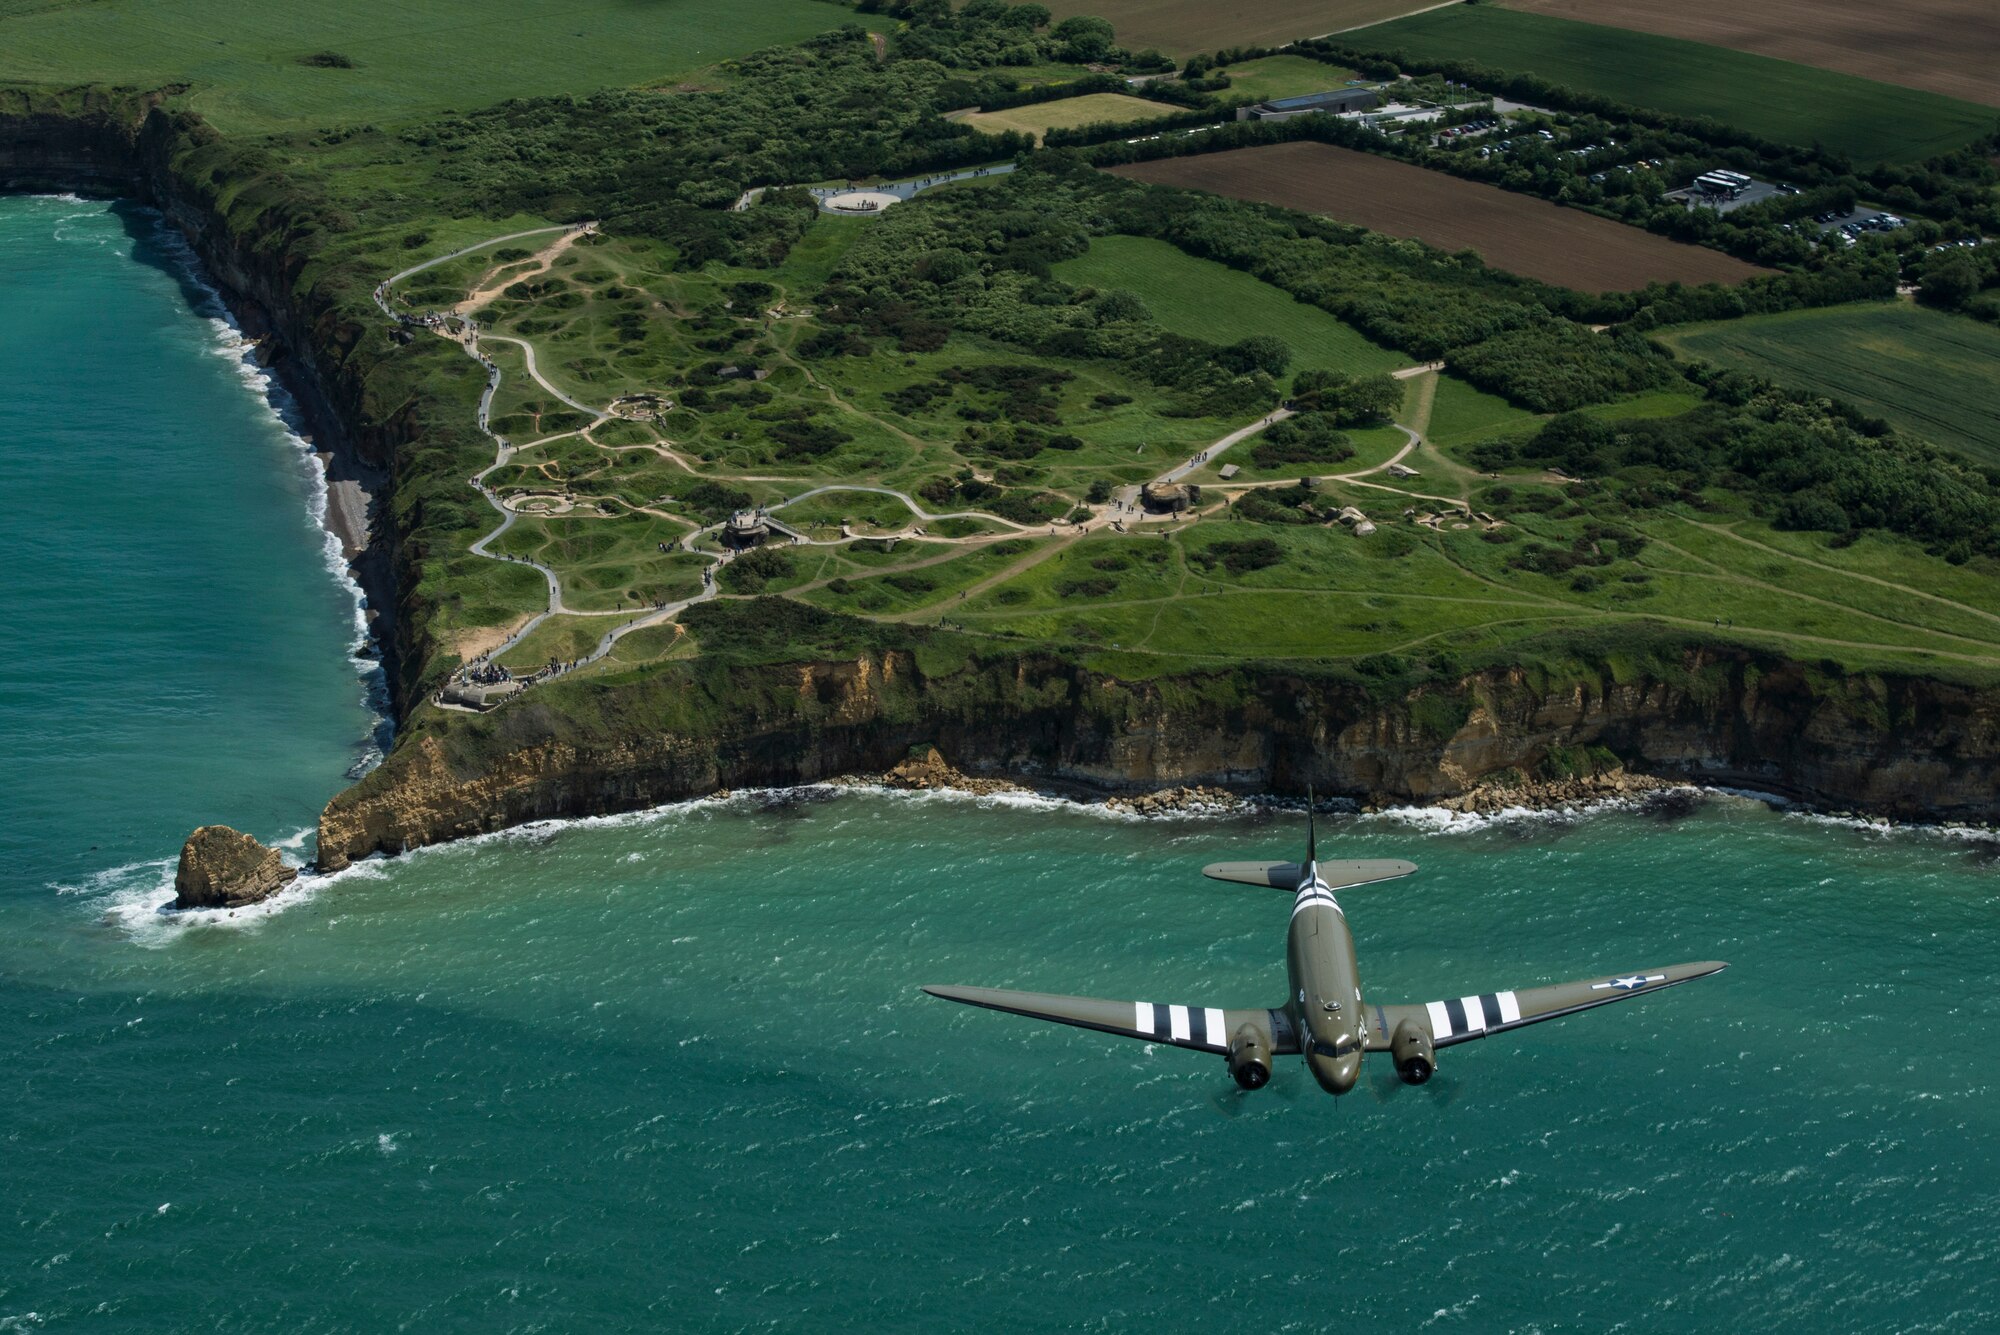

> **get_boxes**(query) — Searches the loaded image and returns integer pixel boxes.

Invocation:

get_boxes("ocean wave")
[51,203,114,246]
[142,209,394,773]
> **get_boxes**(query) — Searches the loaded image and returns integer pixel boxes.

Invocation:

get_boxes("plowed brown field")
[1110,142,1770,293]
[1503,0,2000,108]
[1039,1,1442,55]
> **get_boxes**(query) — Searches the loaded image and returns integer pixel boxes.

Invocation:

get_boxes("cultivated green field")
[1661,302,2000,469]
[1037,0,1435,56]
[0,0,840,133]
[961,93,1180,144]
[1052,235,1408,386]
[1216,54,1366,104]
[1340,7,1999,163]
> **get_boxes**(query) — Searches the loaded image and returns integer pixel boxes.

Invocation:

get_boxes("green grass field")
[939,490,2000,679]
[1052,235,1408,384]
[1660,301,2000,469]
[1340,7,1999,164]
[1037,0,1433,56]
[0,0,840,133]
[1216,54,1365,104]
[376,192,2000,687]
[961,93,1179,144]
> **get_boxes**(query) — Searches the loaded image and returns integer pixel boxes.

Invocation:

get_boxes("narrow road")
[1156,409,1292,486]
[385,225,574,285]
[453,227,593,317]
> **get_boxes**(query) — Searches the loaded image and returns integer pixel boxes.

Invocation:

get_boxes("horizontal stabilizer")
[1202,858,1417,891]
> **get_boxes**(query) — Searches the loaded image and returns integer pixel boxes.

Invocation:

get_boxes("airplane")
[923,804,1726,1097]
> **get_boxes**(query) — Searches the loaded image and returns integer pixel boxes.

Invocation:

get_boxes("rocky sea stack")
[173,825,298,910]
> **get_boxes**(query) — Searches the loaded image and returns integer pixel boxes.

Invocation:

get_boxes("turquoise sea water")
[5,194,2000,1332]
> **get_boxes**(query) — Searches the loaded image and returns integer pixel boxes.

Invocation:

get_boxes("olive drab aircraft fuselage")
[925,808,1726,1097]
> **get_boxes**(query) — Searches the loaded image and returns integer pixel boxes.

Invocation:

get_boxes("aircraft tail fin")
[1305,786,1317,869]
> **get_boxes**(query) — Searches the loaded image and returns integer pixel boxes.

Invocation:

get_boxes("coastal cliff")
[315,617,2000,869]
[0,89,410,695]
[10,96,2000,870]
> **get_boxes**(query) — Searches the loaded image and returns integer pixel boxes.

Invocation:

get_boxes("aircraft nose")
[1307,1046,1362,1097]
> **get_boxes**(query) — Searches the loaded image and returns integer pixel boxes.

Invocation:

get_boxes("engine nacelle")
[1227,1025,1272,1090]
[1391,1020,1436,1086]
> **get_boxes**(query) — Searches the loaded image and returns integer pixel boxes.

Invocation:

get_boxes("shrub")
[719,546,797,594]
[1190,536,1283,574]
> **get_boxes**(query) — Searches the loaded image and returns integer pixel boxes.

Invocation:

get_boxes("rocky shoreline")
[826,748,1996,832]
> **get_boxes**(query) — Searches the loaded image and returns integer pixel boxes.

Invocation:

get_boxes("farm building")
[1236,88,1380,122]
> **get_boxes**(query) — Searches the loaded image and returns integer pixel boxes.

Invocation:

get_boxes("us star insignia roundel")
[1592,973,1666,992]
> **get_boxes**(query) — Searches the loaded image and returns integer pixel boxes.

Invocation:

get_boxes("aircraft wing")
[1202,858,1417,891]
[1364,960,1727,1050]
[923,985,1296,1055]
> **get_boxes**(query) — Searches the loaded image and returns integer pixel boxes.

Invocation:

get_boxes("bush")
[1190,536,1283,574]
[1290,370,1401,425]
[718,546,797,594]
[675,480,754,522]
[1251,413,1354,468]
[1775,491,1852,534]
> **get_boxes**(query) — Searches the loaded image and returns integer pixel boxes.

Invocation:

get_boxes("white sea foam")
[62,832,328,948]
[1358,785,1713,836]
[141,208,393,775]
[1782,806,2000,844]
[1359,800,1586,836]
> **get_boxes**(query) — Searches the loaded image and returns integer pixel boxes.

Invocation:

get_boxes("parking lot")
[1809,207,1909,240]
[1667,176,1793,214]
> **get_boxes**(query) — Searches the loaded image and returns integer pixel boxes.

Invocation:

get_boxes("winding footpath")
[377,223,1441,700]
[378,224,726,683]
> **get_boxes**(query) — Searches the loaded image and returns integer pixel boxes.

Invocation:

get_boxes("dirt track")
[1504,0,2000,108]
[1111,142,1770,293]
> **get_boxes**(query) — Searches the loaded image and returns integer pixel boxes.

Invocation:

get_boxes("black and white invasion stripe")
[1133,1002,1229,1051]
[1291,879,1341,919]
[1425,991,1521,1040]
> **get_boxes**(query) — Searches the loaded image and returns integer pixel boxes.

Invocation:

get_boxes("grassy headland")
[7,0,2000,831]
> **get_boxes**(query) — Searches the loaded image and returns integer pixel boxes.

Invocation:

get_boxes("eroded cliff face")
[316,647,2000,870]
[0,90,156,192]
